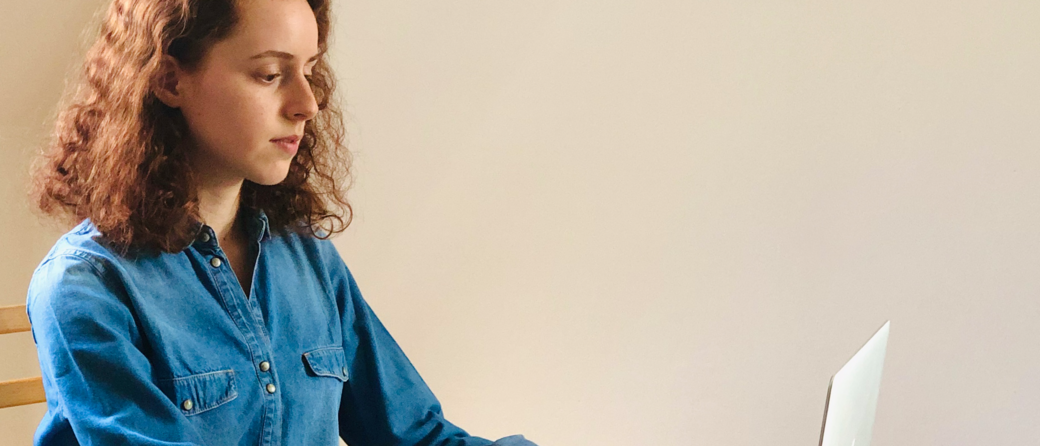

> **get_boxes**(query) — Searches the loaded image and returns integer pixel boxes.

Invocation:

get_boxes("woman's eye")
[259,73,281,83]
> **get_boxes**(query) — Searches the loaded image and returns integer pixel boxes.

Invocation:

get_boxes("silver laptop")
[818,321,891,446]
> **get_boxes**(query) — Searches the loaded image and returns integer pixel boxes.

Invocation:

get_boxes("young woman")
[26,1,537,445]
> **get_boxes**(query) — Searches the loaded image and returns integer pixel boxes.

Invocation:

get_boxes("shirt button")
[210,257,222,268]
[259,361,270,372]
[199,232,211,243]
[266,383,276,394]
[341,366,348,376]
[182,399,193,411]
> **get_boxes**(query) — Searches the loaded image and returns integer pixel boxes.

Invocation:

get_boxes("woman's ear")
[152,55,186,108]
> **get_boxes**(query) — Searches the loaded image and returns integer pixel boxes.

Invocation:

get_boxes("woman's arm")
[28,253,205,445]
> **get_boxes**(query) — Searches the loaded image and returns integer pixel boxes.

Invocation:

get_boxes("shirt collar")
[189,207,272,247]
[239,206,272,243]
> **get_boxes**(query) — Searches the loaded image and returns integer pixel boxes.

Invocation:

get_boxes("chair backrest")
[0,304,46,409]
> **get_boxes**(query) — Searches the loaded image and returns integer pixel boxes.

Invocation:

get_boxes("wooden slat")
[0,376,46,408]
[0,304,46,408]
[0,304,31,335]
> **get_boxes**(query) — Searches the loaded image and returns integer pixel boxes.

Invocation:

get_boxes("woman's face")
[169,0,320,187]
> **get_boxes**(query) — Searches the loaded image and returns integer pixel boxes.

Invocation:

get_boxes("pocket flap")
[302,347,349,381]
[159,369,238,416]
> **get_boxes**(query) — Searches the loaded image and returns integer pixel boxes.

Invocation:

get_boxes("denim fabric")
[27,211,537,446]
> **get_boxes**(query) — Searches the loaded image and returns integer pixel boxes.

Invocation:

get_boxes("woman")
[26,0,537,445]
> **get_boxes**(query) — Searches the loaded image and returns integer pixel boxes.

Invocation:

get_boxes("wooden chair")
[0,304,46,409]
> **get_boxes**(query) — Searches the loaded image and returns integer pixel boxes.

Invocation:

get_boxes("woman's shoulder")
[268,228,357,286]
[270,225,343,262]
[36,219,119,274]
[27,218,163,312]
[27,220,129,325]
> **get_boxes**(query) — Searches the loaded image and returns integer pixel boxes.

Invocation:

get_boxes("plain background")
[3,0,1039,445]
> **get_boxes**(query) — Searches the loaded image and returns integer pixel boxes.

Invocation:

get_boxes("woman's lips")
[271,136,300,155]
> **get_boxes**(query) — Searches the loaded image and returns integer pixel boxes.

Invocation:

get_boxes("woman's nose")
[287,73,319,121]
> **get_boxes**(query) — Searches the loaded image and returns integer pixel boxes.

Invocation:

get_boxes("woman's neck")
[197,178,245,244]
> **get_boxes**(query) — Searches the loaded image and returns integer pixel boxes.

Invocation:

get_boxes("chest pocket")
[158,369,238,416]
[302,347,349,382]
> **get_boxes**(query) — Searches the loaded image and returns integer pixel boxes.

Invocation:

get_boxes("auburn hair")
[30,0,352,253]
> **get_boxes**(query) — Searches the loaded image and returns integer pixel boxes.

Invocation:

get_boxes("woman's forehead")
[218,0,319,61]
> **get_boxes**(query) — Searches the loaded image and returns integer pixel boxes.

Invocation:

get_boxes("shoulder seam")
[38,249,110,279]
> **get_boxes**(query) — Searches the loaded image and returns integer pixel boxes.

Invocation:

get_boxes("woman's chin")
[248,168,292,186]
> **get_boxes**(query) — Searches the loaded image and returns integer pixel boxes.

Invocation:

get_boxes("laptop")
[818,321,891,446]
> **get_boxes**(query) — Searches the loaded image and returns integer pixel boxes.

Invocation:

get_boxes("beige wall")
[4,0,1040,445]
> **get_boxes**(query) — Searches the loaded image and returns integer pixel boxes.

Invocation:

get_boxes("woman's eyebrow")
[249,50,322,62]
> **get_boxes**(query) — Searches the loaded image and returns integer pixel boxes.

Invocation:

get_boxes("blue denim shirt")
[26,211,536,446]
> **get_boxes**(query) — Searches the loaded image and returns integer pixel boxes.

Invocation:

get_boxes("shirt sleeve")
[27,253,205,445]
[321,242,538,446]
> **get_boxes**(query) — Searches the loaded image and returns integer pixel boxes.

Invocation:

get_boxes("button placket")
[187,231,279,436]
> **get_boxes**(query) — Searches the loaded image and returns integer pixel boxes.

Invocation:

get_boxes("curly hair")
[30,0,352,254]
